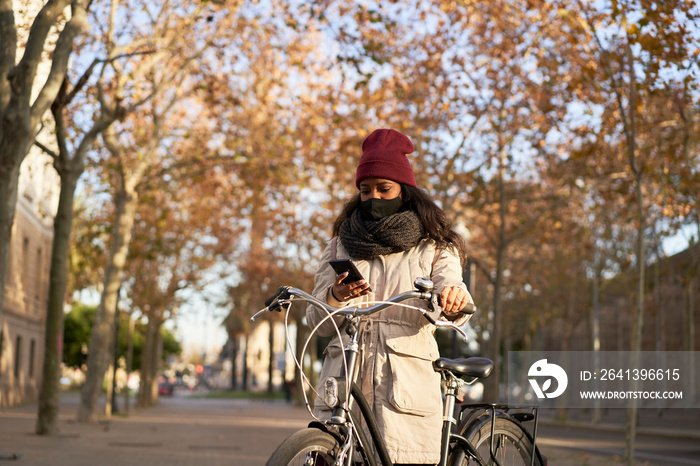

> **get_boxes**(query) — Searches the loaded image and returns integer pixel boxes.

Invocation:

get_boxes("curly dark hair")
[331,184,468,265]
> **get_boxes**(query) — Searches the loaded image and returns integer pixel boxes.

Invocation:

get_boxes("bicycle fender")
[307,421,346,445]
[307,421,380,466]
[462,412,547,465]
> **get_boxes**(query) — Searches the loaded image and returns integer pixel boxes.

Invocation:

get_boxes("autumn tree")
[125,152,242,406]
[34,0,143,432]
[76,0,228,423]
[225,1,554,404]
[205,3,361,394]
[544,0,700,461]
[403,0,573,402]
[0,0,88,323]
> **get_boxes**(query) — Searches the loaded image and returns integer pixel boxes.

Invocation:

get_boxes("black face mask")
[360,196,403,220]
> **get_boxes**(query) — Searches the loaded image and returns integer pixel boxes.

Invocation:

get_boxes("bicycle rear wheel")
[449,416,544,466]
[266,428,341,466]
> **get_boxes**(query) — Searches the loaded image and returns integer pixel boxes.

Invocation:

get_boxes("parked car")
[158,375,174,396]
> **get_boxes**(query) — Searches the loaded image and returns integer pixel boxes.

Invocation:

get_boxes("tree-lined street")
[2,2,699,464]
[1,392,699,466]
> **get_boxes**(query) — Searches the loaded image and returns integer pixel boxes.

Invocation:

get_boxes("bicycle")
[251,277,546,466]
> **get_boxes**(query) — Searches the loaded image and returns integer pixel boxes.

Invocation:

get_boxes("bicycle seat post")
[439,372,463,466]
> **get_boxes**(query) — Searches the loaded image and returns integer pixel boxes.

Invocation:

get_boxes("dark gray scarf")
[339,208,425,260]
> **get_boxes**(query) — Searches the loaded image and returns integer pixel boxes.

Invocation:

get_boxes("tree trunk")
[625,45,644,458]
[684,277,695,401]
[685,230,698,399]
[104,362,114,416]
[591,241,602,424]
[137,318,153,406]
[294,316,307,405]
[77,178,140,423]
[230,337,239,391]
[308,332,318,391]
[0,160,22,324]
[139,315,161,406]
[482,137,507,404]
[124,311,134,413]
[242,336,249,391]
[39,110,114,427]
[556,281,577,421]
[267,320,275,393]
[625,176,645,465]
[154,326,163,399]
[35,171,78,434]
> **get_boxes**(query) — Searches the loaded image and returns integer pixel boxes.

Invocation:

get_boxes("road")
[1,392,698,465]
[537,423,700,466]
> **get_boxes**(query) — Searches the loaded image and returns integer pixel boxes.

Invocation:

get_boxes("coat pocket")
[385,334,441,416]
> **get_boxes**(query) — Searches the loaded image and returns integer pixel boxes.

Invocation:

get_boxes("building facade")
[0,148,59,407]
[1,0,62,407]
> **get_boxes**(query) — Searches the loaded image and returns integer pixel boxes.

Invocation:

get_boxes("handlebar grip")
[264,286,291,310]
[437,295,478,315]
[460,302,477,315]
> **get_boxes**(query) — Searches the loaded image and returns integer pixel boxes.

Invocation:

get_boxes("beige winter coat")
[306,237,472,465]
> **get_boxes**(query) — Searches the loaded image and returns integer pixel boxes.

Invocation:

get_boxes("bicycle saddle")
[433,357,493,379]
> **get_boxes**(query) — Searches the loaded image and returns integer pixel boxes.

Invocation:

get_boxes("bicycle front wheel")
[266,428,341,466]
[450,416,543,466]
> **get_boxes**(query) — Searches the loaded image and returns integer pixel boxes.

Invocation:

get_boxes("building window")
[23,236,30,312]
[14,335,22,379]
[36,247,43,313]
[29,339,36,378]
[6,238,12,283]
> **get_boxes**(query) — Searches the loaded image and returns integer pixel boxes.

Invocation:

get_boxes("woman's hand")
[440,286,470,315]
[328,272,371,304]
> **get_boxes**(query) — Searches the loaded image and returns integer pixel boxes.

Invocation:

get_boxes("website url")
[580,391,683,400]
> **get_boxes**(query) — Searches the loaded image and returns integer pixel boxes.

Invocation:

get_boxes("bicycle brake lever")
[251,298,292,322]
[434,319,469,342]
[250,308,268,322]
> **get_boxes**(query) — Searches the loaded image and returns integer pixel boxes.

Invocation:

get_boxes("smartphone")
[329,259,370,289]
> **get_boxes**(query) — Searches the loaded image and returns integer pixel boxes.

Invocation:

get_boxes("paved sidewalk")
[1,392,698,465]
[0,391,308,466]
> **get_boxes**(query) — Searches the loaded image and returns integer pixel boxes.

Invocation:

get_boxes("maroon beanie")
[355,129,417,188]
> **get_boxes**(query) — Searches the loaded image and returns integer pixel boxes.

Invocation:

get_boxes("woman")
[306,128,474,465]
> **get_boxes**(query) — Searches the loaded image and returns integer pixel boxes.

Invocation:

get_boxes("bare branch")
[574,0,636,172]
[468,255,496,286]
[8,0,71,106]
[68,114,118,174]
[30,0,89,129]
[473,220,499,250]
[64,58,100,104]
[0,0,18,111]
[109,39,160,59]
[33,140,59,160]
[51,78,70,165]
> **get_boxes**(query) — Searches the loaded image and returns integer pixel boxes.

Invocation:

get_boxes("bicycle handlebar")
[251,278,474,341]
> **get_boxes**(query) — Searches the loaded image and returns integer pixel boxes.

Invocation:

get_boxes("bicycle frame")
[327,318,390,466]
[255,280,544,466]
[327,319,538,466]
[325,314,459,466]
